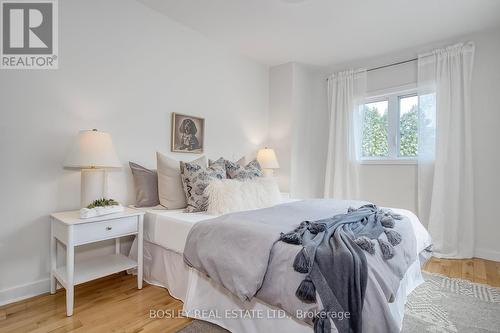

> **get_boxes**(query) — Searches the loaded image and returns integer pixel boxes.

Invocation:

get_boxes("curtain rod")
[368,58,417,72]
[326,57,418,81]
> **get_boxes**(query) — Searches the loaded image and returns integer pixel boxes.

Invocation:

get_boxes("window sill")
[358,159,417,165]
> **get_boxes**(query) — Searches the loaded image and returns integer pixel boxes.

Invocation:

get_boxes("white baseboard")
[475,248,500,262]
[0,278,50,306]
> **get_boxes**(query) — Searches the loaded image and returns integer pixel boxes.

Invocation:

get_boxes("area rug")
[177,273,500,333]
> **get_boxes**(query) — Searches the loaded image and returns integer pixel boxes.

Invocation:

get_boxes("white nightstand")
[50,208,145,316]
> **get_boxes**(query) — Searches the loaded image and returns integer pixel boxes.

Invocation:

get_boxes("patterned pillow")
[181,158,226,212]
[225,159,263,180]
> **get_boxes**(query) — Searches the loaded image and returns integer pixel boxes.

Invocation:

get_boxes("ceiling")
[139,0,500,66]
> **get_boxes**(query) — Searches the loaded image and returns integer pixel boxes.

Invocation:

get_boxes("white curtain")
[417,42,475,258]
[324,69,366,199]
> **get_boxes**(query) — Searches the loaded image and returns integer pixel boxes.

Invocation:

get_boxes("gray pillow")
[181,158,227,212]
[225,159,263,180]
[129,162,160,207]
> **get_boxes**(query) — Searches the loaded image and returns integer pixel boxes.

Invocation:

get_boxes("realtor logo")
[1,0,58,69]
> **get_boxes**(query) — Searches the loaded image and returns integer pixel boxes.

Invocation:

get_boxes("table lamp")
[64,129,121,207]
[257,147,279,177]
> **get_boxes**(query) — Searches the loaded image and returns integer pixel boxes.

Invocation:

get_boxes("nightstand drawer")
[74,216,138,245]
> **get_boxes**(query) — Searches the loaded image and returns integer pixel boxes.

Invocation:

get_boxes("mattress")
[133,203,431,256]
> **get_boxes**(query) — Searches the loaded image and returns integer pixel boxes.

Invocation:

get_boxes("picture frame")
[171,113,205,154]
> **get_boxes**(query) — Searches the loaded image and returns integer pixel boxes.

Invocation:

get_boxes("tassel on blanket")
[295,221,309,231]
[313,312,331,333]
[296,276,316,303]
[378,238,395,259]
[380,215,395,228]
[293,248,310,273]
[280,231,302,245]
[308,222,326,234]
[384,229,402,246]
[354,236,375,255]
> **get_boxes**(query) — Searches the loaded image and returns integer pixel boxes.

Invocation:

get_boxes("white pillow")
[205,178,281,215]
[156,152,206,209]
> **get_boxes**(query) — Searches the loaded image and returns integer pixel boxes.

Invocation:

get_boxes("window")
[358,86,433,163]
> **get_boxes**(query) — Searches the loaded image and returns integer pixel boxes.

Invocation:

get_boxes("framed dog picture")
[171,113,205,153]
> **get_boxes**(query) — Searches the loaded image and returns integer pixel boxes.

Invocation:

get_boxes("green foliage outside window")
[361,106,389,157]
[399,105,418,157]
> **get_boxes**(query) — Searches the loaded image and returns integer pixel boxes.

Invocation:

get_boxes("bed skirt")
[129,239,425,333]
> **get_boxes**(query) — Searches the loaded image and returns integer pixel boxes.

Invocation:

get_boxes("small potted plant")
[80,198,124,218]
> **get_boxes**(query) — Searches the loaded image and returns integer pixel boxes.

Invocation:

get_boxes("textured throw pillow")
[225,159,263,180]
[156,152,207,209]
[205,178,281,215]
[129,162,160,207]
[181,158,226,212]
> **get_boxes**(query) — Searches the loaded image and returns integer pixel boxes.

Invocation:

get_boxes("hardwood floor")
[423,257,500,287]
[0,273,192,333]
[1,257,498,333]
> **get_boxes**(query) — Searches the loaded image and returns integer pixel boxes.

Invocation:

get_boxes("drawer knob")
[106,226,112,231]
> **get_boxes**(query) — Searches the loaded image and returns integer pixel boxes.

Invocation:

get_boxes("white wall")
[0,0,269,304]
[268,64,294,192]
[268,63,328,198]
[272,26,500,260]
[290,64,329,198]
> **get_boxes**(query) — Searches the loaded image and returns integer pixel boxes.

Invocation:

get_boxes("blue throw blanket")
[280,204,403,333]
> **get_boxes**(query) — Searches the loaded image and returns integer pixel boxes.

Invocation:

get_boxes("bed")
[129,200,432,333]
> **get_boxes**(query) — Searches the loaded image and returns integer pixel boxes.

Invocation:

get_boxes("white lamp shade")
[257,148,280,169]
[64,130,121,168]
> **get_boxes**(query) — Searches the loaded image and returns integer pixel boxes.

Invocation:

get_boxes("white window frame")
[358,84,418,165]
